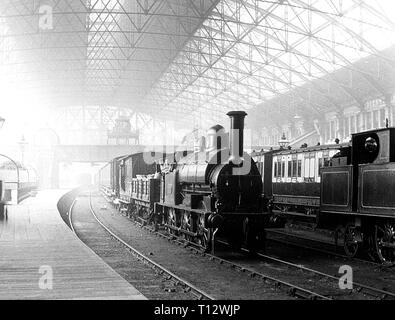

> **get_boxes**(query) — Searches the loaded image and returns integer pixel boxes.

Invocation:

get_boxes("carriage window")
[367,112,372,129]
[373,110,379,128]
[380,108,386,128]
[304,158,310,178]
[292,160,297,177]
[324,157,330,167]
[288,161,292,177]
[281,162,285,178]
[309,157,315,179]
[121,165,126,191]
[318,158,323,176]
[274,162,278,177]
[277,161,282,178]
[297,160,302,177]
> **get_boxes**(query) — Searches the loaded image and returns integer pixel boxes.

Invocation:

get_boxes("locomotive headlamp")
[365,137,378,153]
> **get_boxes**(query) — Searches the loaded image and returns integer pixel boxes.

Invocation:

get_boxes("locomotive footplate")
[219,212,269,216]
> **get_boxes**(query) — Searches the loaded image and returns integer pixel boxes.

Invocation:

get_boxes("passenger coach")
[253,127,395,264]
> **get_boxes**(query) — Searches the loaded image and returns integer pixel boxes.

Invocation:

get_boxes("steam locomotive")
[252,127,395,264]
[98,111,265,251]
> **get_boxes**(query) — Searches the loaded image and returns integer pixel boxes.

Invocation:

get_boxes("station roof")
[1,1,395,126]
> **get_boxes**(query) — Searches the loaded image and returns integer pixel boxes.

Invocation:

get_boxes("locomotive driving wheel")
[181,211,194,242]
[195,201,212,252]
[374,222,395,265]
[197,214,211,252]
[166,208,178,236]
[344,224,359,258]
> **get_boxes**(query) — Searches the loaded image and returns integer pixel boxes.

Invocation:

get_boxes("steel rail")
[107,197,331,300]
[265,229,380,268]
[125,206,395,300]
[250,248,395,300]
[87,194,215,301]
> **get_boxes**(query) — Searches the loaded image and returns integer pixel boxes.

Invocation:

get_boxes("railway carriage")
[0,158,38,214]
[253,143,349,219]
[119,152,170,222]
[254,127,395,264]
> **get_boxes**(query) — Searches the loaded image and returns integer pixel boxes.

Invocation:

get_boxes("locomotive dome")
[207,124,229,151]
[208,124,225,133]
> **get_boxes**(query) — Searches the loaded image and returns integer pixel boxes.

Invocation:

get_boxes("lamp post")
[0,117,5,130]
[279,133,289,149]
[19,135,28,165]
[0,117,5,216]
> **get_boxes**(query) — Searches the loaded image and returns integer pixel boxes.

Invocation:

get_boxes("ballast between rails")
[85,193,215,301]
[108,194,331,301]
[234,243,395,300]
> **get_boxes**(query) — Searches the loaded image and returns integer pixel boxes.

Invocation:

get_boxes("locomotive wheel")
[197,214,211,252]
[374,223,395,265]
[130,204,137,220]
[181,211,193,242]
[344,224,359,258]
[166,208,178,236]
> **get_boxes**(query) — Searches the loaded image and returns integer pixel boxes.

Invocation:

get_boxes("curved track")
[87,195,214,300]
[90,192,337,300]
[69,194,213,300]
[107,196,395,300]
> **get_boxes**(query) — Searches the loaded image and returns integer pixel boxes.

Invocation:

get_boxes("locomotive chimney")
[227,111,247,165]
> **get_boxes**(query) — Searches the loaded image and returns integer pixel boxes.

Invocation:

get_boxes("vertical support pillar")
[385,94,393,127]
[51,149,60,189]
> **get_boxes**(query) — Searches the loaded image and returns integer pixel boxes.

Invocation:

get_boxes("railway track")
[136,222,391,300]
[226,242,395,300]
[145,227,331,300]
[97,192,395,300]
[101,195,395,300]
[69,194,213,300]
[92,192,336,300]
[265,229,381,268]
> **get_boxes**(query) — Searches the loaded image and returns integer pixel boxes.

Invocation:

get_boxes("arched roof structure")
[1,0,394,127]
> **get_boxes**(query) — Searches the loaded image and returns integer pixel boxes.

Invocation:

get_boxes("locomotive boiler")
[155,111,264,251]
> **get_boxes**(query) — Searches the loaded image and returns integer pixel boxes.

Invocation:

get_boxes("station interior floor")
[0,190,146,300]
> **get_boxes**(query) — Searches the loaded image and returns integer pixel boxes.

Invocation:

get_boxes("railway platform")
[0,190,146,300]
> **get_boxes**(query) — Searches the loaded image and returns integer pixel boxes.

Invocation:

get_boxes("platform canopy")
[1,0,395,127]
